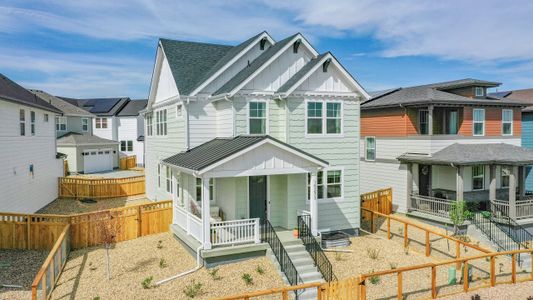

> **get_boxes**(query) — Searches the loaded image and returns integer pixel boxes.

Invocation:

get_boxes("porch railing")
[490,200,510,219]
[210,218,260,246]
[174,204,203,243]
[490,199,533,220]
[410,194,454,218]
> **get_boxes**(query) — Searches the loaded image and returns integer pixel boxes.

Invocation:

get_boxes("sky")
[1,0,533,98]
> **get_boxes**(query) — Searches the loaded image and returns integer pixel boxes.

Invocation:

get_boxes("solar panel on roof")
[86,99,121,113]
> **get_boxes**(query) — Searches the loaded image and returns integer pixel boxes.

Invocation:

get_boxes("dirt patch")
[50,232,285,300]
[0,249,48,300]
[36,196,150,215]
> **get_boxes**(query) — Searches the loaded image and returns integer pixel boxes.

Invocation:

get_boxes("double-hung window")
[502,109,513,136]
[419,109,429,135]
[81,118,89,132]
[30,111,35,135]
[501,166,510,188]
[120,140,133,151]
[306,101,342,135]
[56,116,66,132]
[475,87,484,97]
[95,117,107,129]
[156,110,167,136]
[146,114,153,136]
[473,109,485,136]
[307,171,324,200]
[472,165,485,190]
[196,178,214,201]
[249,101,267,134]
[307,169,342,200]
[19,109,25,136]
[166,166,172,193]
[365,137,376,161]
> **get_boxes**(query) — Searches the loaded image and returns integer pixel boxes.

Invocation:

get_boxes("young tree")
[449,200,469,235]
[95,210,123,280]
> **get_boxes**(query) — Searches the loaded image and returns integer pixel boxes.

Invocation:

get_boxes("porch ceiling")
[162,135,328,177]
[398,143,533,166]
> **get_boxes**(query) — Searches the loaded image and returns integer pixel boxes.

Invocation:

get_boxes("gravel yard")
[0,249,48,300]
[37,196,150,214]
[442,281,533,299]
[50,232,285,299]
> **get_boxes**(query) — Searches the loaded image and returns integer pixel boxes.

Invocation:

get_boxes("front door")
[249,176,267,221]
[419,164,432,196]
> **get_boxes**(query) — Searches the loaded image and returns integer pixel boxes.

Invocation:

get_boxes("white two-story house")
[143,31,369,267]
[0,74,64,213]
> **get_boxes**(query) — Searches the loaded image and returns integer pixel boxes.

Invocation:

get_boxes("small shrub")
[499,263,504,273]
[256,265,265,275]
[366,248,380,260]
[389,262,397,269]
[209,268,221,280]
[334,252,345,261]
[159,258,168,268]
[157,240,163,249]
[471,294,481,300]
[527,296,533,300]
[369,274,380,285]
[93,297,100,300]
[485,257,490,262]
[141,276,153,289]
[242,273,254,285]
[183,280,203,298]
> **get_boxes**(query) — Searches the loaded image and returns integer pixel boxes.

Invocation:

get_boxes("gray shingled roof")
[363,79,524,109]
[491,88,533,112]
[277,53,329,94]
[214,34,299,96]
[160,39,233,96]
[163,135,328,171]
[423,78,501,90]
[57,132,118,146]
[30,90,95,117]
[397,143,533,165]
[117,99,147,117]
[0,73,61,113]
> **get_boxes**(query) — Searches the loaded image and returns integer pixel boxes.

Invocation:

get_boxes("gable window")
[81,118,89,132]
[307,101,323,134]
[44,114,49,122]
[19,109,25,136]
[419,109,429,135]
[502,109,513,136]
[146,113,153,136]
[326,103,342,134]
[30,111,35,135]
[56,116,67,131]
[473,109,485,136]
[249,101,267,134]
[307,171,324,200]
[156,110,167,136]
[120,140,133,151]
[472,165,485,190]
[176,104,183,118]
[501,166,510,188]
[196,178,214,201]
[166,166,172,194]
[475,87,484,97]
[365,137,376,161]
[95,117,107,129]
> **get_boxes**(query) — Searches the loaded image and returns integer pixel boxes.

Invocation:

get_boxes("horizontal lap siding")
[361,108,414,137]
[523,113,533,190]
[460,107,521,137]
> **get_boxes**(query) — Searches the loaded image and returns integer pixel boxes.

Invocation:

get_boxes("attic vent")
[293,40,301,53]
[322,58,332,72]
[260,37,268,50]
[247,60,251,67]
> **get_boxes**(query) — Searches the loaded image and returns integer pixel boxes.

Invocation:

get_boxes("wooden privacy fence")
[58,175,145,199]
[361,187,392,221]
[0,213,68,250]
[119,155,137,170]
[31,225,70,300]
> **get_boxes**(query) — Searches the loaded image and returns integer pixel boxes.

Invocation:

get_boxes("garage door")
[83,149,113,173]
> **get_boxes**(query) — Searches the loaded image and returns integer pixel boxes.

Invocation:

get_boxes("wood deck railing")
[119,155,137,170]
[58,175,145,199]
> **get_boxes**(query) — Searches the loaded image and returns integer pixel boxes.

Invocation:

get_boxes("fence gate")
[361,187,392,221]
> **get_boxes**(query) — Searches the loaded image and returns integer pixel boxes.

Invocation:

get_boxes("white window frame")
[248,100,268,135]
[56,116,67,132]
[475,87,484,97]
[81,118,89,132]
[365,137,376,161]
[472,165,485,191]
[155,109,167,136]
[502,109,513,136]
[501,166,510,188]
[305,99,343,137]
[30,111,35,135]
[195,178,215,202]
[20,109,25,136]
[306,167,344,203]
[95,117,108,129]
[146,113,153,136]
[473,108,485,136]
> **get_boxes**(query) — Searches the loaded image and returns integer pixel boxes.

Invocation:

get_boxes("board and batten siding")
[0,101,62,213]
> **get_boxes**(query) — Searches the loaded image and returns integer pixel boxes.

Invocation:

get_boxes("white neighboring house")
[0,74,63,213]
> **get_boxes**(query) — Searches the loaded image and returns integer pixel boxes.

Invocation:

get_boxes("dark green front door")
[249,176,267,221]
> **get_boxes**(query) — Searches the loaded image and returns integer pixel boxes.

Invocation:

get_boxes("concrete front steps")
[267,230,325,300]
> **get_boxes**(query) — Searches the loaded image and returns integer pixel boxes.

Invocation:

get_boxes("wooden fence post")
[137,206,142,238]
[370,211,374,234]
[397,272,403,300]
[511,254,516,284]
[403,223,408,248]
[27,215,31,250]
[455,241,461,269]
[463,260,469,292]
[531,250,533,281]
[490,256,496,287]
[359,275,366,300]
[281,290,288,300]
[425,231,430,257]
[431,266,437,299]
[387,217,391,239]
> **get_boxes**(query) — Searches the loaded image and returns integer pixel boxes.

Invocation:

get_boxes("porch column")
[519,166,526,198]
[428,105,434,136]
[406,163,413,211]
[509,166,517,220]
[202,177,212,250]
[456,166,464,201]
[310,172,318,236]
[489,165,497,202]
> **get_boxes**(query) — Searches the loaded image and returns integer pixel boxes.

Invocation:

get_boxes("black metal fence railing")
[260,219,302,287]
[297,214,337,282]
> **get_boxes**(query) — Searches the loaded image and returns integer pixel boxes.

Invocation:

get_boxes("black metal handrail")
[489,201,533,247]
[297,214,337,282]
[261,219,302,286]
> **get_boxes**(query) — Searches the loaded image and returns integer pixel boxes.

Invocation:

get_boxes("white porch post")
[428,105,434,136]
[489,165,497,202]
[509,166,517,220]
[406,163,413,211]
[456,166,464,201]
[519,166,526,198]
[202,177,212,250]
[310,171,318,236]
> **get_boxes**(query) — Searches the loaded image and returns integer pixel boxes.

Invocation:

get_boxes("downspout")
[154,244,204,285]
